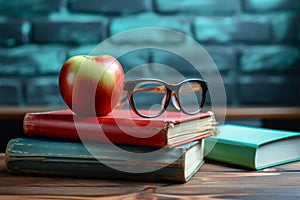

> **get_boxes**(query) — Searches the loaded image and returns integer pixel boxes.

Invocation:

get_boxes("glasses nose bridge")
[166,84,177,94]
[166,85,181,111]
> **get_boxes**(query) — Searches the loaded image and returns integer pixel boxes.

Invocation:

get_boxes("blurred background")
[0,0,299,151]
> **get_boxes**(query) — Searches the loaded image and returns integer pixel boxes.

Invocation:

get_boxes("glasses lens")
[132,82,167,117]
[178,81,203,114]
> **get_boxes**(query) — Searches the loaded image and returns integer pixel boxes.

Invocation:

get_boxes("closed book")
[6,137,205,182]
[204,124,300,170]
[24,109,216,147]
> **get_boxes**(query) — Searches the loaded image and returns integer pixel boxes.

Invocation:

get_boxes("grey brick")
[67,44,100,57]
[203,46,237,74]
[25,77,64,105]
[0,0,65,17]
[33,15,107,44]
[270,13,300,43]
[193,16,272,43]
[155,0,239,15]
[151,49,200,79]
[244,0,300,12]
[0,45,66,76]
[239,45,300,74]
[0,19,30,47]
[151,46,237,78]
[117,49,150,75]
[110,14,191,43]
[0,78,23,105]
[238,75,300,105]
[70,0,151,14]
[205,76,237,106]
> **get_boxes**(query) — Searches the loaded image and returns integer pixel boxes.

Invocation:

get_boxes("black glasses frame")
[123,78,208,118]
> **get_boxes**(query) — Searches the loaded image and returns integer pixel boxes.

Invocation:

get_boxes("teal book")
[204,124,300,170]
[5,137,205,183]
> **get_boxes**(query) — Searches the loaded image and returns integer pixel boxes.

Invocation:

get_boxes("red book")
[24,109,216,147]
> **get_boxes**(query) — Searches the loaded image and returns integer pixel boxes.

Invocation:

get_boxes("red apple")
[59,55,124,116]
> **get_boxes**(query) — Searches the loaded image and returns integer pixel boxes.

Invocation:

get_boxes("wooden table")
[1,106,300,120]
[0,106,300,120]
[0,154,299,200]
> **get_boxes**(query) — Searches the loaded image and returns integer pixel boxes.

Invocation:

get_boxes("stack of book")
[5,109,217,182]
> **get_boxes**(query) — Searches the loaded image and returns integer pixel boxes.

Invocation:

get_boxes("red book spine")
[23,113,168,147]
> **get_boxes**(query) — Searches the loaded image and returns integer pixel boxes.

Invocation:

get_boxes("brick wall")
[0,0,299,106]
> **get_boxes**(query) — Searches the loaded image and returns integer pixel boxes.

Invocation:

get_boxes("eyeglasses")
[117,78,208,118]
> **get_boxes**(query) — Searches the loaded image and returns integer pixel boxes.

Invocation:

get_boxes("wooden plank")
[209,106,300,119]
[1,106,300,120]
[0,185,153,197]
[0,195,154,200]
[0,172,299,198]
[156,171,300,198]
[0,106,66,120]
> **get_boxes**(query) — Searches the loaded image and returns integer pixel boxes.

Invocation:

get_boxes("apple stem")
[83,55,92,60]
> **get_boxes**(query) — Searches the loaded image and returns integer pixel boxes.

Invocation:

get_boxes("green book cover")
[204,124,300,170]
[5,137,205,183]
